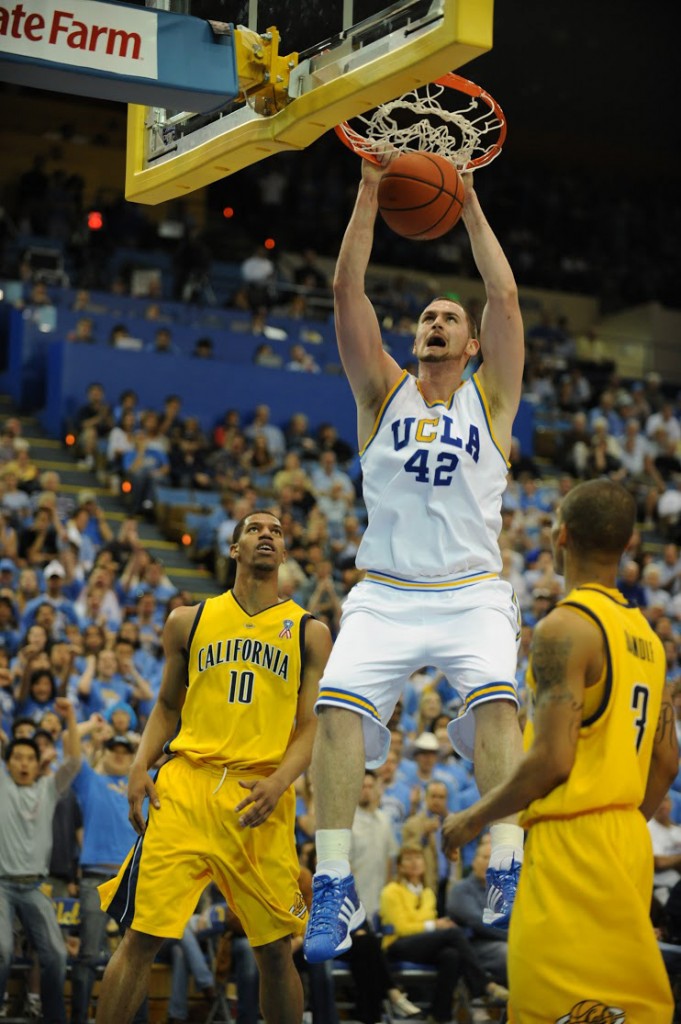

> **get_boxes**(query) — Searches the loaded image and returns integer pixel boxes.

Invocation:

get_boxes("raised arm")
[127,604,195,834]
[54,697,83,793]
[462,175,524,452]
[235,616,332,828]
[442,608,597,853]
[640,683,679,820]
[334,155,403,437]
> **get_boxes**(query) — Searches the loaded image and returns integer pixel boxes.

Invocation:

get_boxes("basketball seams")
[406,190,463,239]
[378,180,462,212]
[377,151,464,240]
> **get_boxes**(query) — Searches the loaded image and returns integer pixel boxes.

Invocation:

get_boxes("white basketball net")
[340,81,505,170]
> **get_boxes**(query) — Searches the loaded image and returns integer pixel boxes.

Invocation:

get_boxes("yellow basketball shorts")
[98,756,307,945]
[507,808,673,1024]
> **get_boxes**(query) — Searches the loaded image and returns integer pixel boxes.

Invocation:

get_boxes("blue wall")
[42,340,534,454]
[44,341,360,441]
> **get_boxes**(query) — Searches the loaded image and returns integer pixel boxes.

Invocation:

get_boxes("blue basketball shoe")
[483,855,521,929]
[303,873,366,963]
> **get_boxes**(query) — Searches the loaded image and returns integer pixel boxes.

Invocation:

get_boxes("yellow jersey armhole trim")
[359,370,409,458]
[472,372,511,468]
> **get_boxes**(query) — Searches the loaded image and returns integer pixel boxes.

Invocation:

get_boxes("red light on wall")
[222,207,234,219]
[65,433,75,446]
[121,480,132,494]
[87,210,104,231]
[264,238,275,250]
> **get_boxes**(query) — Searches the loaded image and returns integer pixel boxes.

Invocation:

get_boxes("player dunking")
[94,511,332,1024]
[442,479,677,1023]
[304,152,525,963]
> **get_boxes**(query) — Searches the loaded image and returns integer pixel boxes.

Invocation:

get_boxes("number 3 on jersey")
[631,683,649,752]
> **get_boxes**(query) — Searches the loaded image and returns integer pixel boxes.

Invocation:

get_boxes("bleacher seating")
[0,286,536,456]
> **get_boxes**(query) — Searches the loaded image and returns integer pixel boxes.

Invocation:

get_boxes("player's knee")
[317,704,362,741]
[119,929,164,964]
[252,935,293,973]
[473,698,519,731]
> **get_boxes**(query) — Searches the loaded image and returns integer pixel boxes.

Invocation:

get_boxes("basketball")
[377,152,465,241]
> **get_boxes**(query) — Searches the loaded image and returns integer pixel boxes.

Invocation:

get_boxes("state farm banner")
[0,0,239,110]
[0,0,157,78]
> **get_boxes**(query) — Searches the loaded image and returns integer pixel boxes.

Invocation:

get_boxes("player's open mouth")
[257,543,274,551]
[427,336,446,347]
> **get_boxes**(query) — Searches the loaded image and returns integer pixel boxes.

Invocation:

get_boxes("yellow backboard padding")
[126,0,494,205]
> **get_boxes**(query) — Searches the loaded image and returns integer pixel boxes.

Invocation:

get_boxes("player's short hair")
[4,737,40,762]
[560,479,636,557]
[232,510,282,545]
[422,297,478,339]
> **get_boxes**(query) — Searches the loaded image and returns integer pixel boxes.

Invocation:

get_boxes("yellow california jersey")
[169,592,311,772]
[521,583,665,825]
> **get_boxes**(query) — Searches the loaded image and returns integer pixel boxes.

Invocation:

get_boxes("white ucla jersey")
[356,370,509,580]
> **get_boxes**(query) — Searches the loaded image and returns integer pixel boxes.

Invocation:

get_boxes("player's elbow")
[486,279,518,302]
[333,265,364,297]
[541,762,571,794]
[533,743,573,793]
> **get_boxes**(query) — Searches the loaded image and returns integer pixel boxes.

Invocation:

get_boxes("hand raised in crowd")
[54,696,75,717]
[40,745,58,773]
[116,652,135,678]
[18,641,42,665]
[93,723,113,747]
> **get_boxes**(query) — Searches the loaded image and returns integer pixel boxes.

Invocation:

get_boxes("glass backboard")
[126,0,495,204]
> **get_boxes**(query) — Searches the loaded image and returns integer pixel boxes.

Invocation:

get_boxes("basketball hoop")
[335,73,506,171]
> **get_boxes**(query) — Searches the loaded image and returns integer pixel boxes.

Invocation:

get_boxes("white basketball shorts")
[315,572,521,766]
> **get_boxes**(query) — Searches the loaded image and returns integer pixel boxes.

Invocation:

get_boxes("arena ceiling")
[113,0,681,177]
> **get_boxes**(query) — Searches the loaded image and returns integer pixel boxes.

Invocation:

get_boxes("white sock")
[488,823,524,871]
[315,829,352,877]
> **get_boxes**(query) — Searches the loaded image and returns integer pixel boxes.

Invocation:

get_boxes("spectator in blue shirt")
[77,650,152,717]
[121,432,169,516]
[70,733,140,1024]
[0,650,14,743]
[103,701,141,745]
[15,667,58,724]
[128,592,164,654]
[0,594,19,659]
[126,558,177,611]
[0,557,18,591]
[21,561,81,638]
[75,492,114,552]
[617,559,648,607]
[375,749,414,845]
[116,621,162,689]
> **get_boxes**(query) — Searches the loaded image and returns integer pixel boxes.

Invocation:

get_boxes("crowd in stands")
[2,135,679,314]
[2,131,681,1022]
[2,299,681,1015]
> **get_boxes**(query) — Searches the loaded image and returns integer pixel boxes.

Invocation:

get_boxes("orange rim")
[334,72,506,169]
